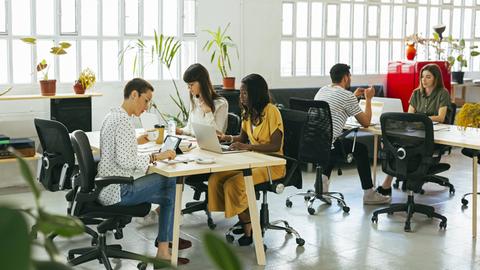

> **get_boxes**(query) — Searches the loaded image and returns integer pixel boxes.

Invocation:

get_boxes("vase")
[452,71,465,84]
[73,81,86,94]
[406,43,416,60]
[222,77,235,90]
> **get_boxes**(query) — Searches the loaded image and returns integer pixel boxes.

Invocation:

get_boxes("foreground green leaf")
[37,209,85,237]
[33,260,73,270]
[0,207,31,270]
[203,232,242,270]
[13,151,40,200]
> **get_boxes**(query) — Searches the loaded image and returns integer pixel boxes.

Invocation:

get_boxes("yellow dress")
[208,103,286,218]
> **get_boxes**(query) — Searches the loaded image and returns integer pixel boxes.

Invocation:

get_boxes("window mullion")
[119,0,125,81]
[6,0,12,83]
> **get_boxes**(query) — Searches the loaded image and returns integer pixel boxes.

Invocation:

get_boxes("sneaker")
[363,189,391,205]
[136,210,158,226]
[376,186,392,196]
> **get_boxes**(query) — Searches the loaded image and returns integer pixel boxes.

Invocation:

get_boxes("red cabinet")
[386,61,451,112]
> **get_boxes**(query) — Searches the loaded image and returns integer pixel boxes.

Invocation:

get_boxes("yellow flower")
[78,68,96,90]
[456,103,480,128]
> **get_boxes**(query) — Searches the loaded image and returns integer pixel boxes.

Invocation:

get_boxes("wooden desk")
[451,82,480,107]
[86,131,285,266]
[360,124,480,237]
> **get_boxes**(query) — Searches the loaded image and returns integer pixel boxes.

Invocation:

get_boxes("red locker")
[386,61,451,112]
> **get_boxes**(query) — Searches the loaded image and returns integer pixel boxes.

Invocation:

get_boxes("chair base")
[68,234,146,270]
[461,192,480,207]
[394,176,455,195]
[181,200,216,230]
[371,191,447,232]
[226,192,305,247]
[285,170,350,214]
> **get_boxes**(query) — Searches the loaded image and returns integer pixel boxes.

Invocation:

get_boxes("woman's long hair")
[418,64,445,93]
[240,74,271,125]
[183,63,220,112]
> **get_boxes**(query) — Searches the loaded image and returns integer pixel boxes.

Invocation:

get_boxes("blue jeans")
[117,173,176,242]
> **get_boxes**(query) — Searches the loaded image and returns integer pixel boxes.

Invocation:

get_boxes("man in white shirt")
[314,63,390,205]
[97,78,190,264]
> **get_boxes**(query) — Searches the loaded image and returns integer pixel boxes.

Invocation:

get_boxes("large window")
[281,0,480,77]
[0,0,197,84]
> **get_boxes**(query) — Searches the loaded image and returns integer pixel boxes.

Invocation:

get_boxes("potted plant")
[73,68,96,95]
[456,103,480,129]
[21,38,71,96]
[446,36,480,84]
[203,23,239,90]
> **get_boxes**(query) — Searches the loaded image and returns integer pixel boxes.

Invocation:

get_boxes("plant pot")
[222,77,235,90]
[452,71,465,84]
[73,81,86,94]
[39,80,56,96]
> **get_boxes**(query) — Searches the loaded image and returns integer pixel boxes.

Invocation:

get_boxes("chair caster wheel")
[404,222,411,232]
[342,206,350,213]
[307,207,315,215]
[226,234,235,243]
[286,199,293,208]
[207,219,216,230]
[461,198,469,206]
[450,188,455,195]
[296,238,305,246]
[371,216,378,223]
[137,262,147,270]
[439,221,447,229]
[304,196,311,201]
[91,237,98,246]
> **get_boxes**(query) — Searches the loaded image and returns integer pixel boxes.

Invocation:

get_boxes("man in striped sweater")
[314,63,391,205]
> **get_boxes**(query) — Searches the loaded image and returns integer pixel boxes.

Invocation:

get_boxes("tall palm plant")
[119,31,188,126]
[203,23,238,79]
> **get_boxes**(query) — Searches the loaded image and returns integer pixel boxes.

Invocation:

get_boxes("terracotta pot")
[39,80,56,96]
[73,81,86,94]
[222,77,235,90]
[406,43,416,60]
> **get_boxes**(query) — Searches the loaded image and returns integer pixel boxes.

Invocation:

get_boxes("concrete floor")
[1,148,479,270]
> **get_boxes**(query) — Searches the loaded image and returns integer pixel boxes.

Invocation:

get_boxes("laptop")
[346,100,384,126]
[372,97,404,114]
[192,122,247,154]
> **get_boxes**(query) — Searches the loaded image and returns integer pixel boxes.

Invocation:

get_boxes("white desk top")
[355,124,480,150]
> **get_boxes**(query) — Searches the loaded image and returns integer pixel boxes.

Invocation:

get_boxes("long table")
[86,131,285,266]
[361,124,480,237]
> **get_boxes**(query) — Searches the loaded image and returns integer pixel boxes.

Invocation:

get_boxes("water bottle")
[167,119,176,136]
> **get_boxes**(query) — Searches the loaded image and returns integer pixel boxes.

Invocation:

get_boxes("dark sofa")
[269,85,385,160]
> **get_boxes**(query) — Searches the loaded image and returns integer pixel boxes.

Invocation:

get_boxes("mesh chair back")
[445,102,457,125]
[289,97,332,167]
[380,112,434,181]
[70,130,97,193]
[226,112,241,135]
[279,108,307,189]
[34,118,76,191]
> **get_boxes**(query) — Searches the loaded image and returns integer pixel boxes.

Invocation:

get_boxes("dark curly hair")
[240,74,271,125]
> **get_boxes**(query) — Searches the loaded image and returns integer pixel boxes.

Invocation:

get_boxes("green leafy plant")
[119,31,188,127]
[446,36,480,72]
[21,38,71,80]
[0,150,84,270]
[203,23,239,78]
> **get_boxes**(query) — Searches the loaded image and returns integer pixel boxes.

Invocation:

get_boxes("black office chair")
[285,98,353,214]
[68,130,151,270]
[371,113,448,232]
[225,108,305,247]
[33,118,100,243]
[181,113,243,229]
[393,102,456,194]
[460,148,480,207]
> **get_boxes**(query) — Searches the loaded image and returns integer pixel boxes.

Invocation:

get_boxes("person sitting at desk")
[176,63,228,136]
[211,73,286,246]
[96,78,190,264]
[315,63,391,205]
[377,63,451,196]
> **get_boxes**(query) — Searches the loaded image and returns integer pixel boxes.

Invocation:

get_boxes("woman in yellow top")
[210,73,286,246]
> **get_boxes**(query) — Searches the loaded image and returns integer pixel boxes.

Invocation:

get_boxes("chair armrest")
[95,176,134,188]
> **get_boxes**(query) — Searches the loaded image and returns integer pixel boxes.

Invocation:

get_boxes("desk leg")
[171,176,185,266]
[473,156,478,238]
[372,135,378,187]
[243,169,266,265]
